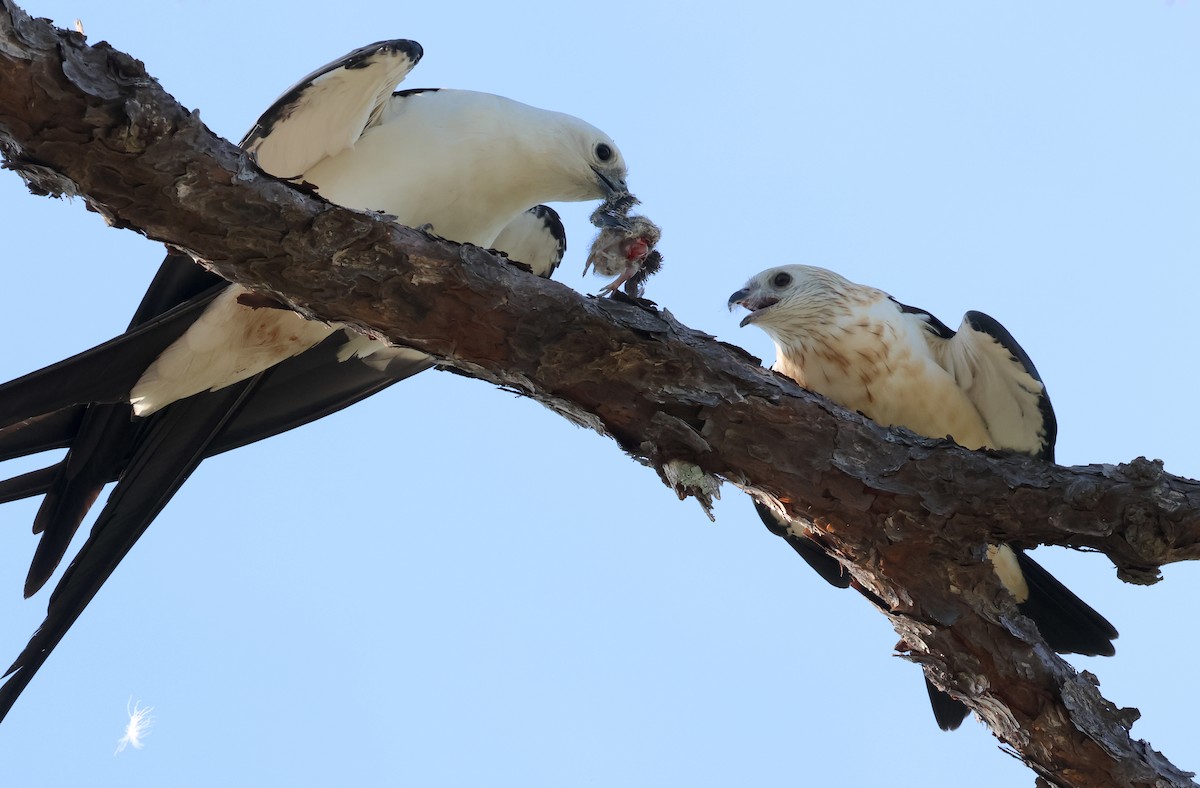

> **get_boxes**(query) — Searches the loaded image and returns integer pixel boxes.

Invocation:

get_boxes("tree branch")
[0,3,1194,785]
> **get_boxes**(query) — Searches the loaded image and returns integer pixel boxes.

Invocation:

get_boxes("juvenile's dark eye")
[595,143,613,162]
[772,272,793,288]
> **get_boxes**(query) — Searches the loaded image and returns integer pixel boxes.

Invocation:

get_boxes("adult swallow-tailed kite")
[0,39,631,721]
[729,264,1117,730]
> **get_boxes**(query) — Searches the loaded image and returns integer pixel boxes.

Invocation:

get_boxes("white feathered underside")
[930,321,1046,455]
[129,288,336,416]
[334,206,566,365]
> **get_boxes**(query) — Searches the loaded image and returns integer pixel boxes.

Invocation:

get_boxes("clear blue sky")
[1,2,1198,785]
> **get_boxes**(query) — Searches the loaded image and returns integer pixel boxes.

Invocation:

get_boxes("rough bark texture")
[0,4,1195,786]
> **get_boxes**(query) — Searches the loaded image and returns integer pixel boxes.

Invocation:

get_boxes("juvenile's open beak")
[728,287,777,327]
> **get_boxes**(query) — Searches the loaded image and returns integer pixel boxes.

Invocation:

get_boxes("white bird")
[0,39,630,722]
[729,264,1117,730]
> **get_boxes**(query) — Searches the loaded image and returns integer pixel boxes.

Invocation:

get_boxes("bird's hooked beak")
[592,166,630,199]
[729,287,779,327]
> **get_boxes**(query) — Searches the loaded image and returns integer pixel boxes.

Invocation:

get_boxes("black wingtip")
[344,39,423,68]
[394,39,423,64]
[925,678,969,731]
[334,38,423,70]
[241,39,425,150]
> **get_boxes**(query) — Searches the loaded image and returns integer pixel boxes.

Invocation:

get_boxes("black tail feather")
[23,404,142,596]
[0,464,58,505]
[206,332,426,456]
[753,500,851,589]
[925,678,969,731]
[5,332,431,598]
[0,287,220,432]
[0,380,260,721]
[0,408,82,463]
[1014,551,1117,657]
[760,495,1117,731]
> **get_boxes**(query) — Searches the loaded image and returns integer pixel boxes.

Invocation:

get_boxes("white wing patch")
[987,544,1030,602]
[931,317,1047,455]
[130,287,335,416]
[247,44,420,178]
[333,331,430,373]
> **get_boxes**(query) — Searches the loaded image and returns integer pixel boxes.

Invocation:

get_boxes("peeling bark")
[0,3,1195,785]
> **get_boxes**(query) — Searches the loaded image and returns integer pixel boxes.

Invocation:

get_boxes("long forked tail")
[22,404,140,597]
[0,379,261,723]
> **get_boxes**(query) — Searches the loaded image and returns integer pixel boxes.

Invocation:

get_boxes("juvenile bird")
[730,264,1117,730]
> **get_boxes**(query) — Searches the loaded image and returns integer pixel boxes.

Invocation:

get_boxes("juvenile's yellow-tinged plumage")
[730,264,1117,731]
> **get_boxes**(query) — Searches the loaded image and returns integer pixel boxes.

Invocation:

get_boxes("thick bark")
[0,4,1195,786]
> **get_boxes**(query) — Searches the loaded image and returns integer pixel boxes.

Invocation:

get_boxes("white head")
[526,106,629,203]
[728,264,859,346]
[330,89,631,246]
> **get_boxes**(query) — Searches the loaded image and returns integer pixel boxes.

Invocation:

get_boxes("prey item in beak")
[587,193,662,297]
[591,165,630,199]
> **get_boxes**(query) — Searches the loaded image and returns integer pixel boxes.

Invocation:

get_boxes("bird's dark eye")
[595,143,613,162]
[772,272,792,288]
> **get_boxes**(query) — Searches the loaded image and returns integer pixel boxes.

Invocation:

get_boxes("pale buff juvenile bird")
[730,264,1116,731]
